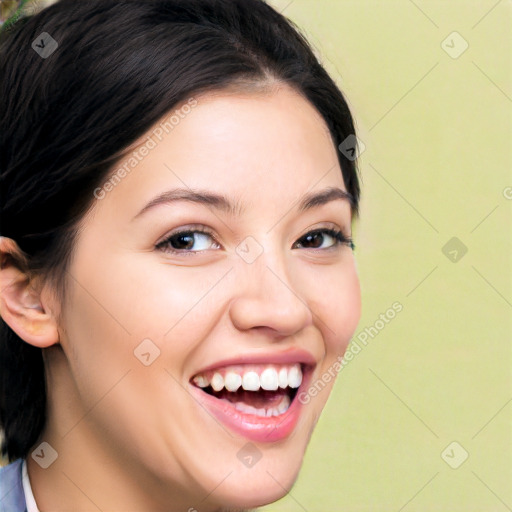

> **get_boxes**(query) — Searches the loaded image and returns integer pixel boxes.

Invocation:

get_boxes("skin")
[0,83,361,511]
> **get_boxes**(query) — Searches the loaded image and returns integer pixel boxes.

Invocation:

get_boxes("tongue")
[214,388,288,408]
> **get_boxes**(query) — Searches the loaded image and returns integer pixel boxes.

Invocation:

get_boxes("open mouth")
[191,364,303,419]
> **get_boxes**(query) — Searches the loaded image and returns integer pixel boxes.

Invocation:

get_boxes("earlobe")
[0,237,59,348]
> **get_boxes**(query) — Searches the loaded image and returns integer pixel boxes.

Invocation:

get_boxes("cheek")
[312,260,361,355]
[59,258,206,474]
[99,254,228,338]
[60,271,135,407]
[63,251,232,386]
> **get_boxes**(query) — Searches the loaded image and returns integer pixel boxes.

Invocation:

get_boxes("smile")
[190,352,315,443]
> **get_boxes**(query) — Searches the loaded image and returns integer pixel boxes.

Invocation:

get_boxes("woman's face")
[53,84,361,509]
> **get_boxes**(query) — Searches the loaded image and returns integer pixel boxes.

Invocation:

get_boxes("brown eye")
[294,228,354,250]
[300,232,324,248]
[156,230,220,254]
[169,233,195,250]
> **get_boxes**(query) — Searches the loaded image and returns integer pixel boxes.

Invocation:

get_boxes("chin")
[199,435,308,509]
[206,467,301,510]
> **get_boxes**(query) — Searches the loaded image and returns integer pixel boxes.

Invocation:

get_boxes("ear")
[0,236,59,348]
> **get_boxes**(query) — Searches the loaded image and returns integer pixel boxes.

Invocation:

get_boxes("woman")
[0,0,362,510]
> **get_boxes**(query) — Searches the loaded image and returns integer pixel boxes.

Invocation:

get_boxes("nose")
[228,252,314,338]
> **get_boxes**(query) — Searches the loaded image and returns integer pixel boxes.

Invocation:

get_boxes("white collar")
[22,459,41,512]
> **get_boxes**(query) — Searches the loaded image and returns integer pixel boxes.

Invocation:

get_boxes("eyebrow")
[132,186,354,221]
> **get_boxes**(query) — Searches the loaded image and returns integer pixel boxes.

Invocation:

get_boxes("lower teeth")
[221,394,291,417]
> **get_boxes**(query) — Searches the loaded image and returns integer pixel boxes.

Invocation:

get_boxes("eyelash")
[155,227,355,255]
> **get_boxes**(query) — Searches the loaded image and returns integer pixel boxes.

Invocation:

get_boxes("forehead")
[87,85,347,224]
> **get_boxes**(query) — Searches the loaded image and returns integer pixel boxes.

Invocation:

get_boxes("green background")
[263,1,512,511]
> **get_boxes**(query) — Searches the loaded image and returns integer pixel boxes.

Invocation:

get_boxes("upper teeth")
[193,364,303,392]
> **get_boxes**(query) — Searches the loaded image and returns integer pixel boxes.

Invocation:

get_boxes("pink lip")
[191,348,317,376]
[189,361,314,443]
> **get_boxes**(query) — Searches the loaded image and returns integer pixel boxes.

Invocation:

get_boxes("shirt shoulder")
[0,459,27,512]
